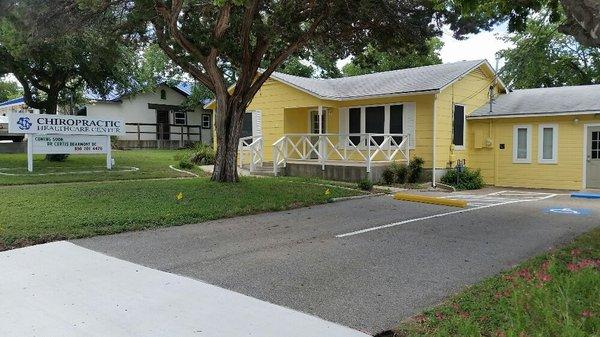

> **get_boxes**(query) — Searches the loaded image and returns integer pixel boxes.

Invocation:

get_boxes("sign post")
[8,113,125,172]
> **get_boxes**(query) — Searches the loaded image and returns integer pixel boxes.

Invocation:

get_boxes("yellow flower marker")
[176,192,184,201]
[325,188,331,196]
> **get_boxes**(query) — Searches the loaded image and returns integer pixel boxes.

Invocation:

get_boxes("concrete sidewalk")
[0,242,369,337]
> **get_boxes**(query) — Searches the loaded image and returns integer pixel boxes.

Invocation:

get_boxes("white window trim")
[513,124,532,164]
[538,124,558,164]
[453,104,466,150]
[201,114,212,129]
[173,111,187,125]
[346,103,404,135]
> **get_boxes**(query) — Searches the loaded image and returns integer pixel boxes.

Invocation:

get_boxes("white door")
[586,126,600,189]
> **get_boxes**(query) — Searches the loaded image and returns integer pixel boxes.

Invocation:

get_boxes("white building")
[0,82,213,148]
[0,97,40,116]
[84,82,213,147]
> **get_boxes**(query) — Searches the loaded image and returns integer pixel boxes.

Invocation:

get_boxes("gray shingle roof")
[470,84,600,118]
[269,59,489,100]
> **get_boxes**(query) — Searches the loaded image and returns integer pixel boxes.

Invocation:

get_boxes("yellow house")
[206,59,600,190]
[468,85,600,190]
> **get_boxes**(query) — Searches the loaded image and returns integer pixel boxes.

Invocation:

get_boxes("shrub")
[406,157,425,183]
[357,179,373,191]
[189,143,216,165]
[381,167,396,185]
[382,162,409,185]
[178,158,194,170]
[441,167,485,190]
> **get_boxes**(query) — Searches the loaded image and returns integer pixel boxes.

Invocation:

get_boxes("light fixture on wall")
[573,118,580,125]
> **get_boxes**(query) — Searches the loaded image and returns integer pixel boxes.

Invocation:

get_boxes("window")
[241,112,253,145]
[160,89,167,100]
[174,111,187,125]
[453,105,465,148]
[390,104,403,144]
[348,107,361,146]
[202,114,212,129]
[365,106,384,144]
[538,124,558,164]
[513,125,532,163]
[346,104,406,146]
[593,131,600,159]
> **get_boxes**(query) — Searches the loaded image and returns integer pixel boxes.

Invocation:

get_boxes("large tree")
[498,17,600,89]
[0,0,136,115]
[447,0,600,47]
[118,0,462,182]
[342,38,443,76]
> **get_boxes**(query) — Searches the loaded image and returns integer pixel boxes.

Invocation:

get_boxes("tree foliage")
[0,0,136,114]
[0,78,21,103]
[342,38,443,76]
[499,17,600,89]
[445,0,600,47]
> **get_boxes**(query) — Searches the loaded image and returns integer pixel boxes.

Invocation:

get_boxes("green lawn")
[0,149,201,185]
[395,228,600,337]
[0,176,361,250]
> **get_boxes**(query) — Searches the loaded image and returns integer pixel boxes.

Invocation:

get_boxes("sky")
[440,23,512,68]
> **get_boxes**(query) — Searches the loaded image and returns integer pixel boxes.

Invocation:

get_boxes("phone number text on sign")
[33,135,110,154]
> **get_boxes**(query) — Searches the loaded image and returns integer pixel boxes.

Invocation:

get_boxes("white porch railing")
[238,136,263,171]
[273,133,409,176]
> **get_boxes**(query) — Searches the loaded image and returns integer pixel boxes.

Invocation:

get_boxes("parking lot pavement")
[1,242,369,337]
[74,191,600,334]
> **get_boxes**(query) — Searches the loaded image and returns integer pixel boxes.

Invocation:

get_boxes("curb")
[393,192,467,208]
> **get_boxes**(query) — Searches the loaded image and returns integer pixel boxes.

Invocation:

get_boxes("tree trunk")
[211,100,245,182]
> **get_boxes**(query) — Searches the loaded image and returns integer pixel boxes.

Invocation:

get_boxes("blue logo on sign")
[16,117,32,130]
[544,207,591,216]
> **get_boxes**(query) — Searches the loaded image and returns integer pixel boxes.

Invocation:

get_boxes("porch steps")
[241,163,276,177]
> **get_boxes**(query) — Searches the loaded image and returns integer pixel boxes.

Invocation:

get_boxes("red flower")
[567,262,579,272]
[517,268,533,281]
[459,311,470,319]
[570,248,581,257]
[537,272,552,283]
[414,314,428,323]
[435,311,445,321]
[540,260,550,271]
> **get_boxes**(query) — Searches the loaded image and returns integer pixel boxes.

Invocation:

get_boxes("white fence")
[272,133,409,175]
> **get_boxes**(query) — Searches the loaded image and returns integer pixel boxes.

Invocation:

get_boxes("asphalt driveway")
[74,190,600,334]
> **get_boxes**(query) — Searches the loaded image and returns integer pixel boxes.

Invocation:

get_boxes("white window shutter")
[252,111,262,137]
[338,107,348,145]
[403,103,416,149]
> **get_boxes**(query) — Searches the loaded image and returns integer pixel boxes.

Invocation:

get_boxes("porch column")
[318,105,325,170]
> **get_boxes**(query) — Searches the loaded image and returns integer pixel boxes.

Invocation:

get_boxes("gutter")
[468,110,600,120]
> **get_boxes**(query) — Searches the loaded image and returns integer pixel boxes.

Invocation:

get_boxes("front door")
[310,111,326,159]
[156,110,170,140]
[587,126,600,188]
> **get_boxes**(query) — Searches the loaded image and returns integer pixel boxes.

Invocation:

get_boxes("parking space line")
[335,192,557,238]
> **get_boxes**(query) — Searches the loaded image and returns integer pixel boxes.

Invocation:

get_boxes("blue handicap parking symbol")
[543,207,591,216]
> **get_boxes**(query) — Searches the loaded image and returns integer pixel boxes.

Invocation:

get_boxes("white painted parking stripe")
[336,192,556,238]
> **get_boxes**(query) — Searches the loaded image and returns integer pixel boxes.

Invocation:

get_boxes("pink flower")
[581,310,594,318]
[537,272,552,283]
[571,248,581,257]
[567,262,579,272]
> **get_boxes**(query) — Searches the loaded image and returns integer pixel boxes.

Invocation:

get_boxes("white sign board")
[8,112,125,136]
[32,135,110,155]
[7,112,121,172]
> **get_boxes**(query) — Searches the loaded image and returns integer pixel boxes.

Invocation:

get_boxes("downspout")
[432,94,438,187]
